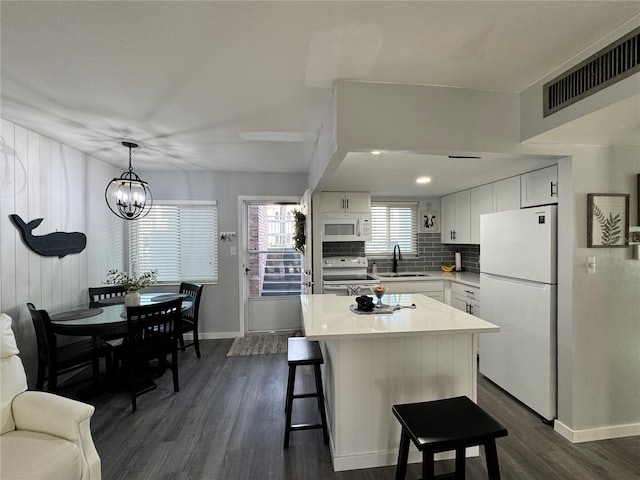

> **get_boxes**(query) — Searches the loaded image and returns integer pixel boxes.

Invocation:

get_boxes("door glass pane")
[247,204,302,298]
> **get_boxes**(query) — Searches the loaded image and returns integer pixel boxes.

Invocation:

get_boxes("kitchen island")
[301,293,499,471]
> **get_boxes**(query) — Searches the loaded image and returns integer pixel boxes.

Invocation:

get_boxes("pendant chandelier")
[105,140,153,220]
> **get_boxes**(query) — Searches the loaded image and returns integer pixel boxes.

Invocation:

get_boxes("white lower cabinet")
[384,280,444,302]
[450,282,480,316]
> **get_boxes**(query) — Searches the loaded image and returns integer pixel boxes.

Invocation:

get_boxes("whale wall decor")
[9,214,87,258]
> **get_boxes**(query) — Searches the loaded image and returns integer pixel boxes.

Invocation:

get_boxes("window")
[129,201,218,283]
[365,202,418,256]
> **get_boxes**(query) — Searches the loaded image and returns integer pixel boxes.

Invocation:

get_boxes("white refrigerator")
[479,205,557,421]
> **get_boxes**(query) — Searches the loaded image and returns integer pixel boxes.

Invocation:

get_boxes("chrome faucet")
[392,244,403,273]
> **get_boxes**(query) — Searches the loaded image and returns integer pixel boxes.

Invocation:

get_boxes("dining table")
[49,292,194,399]
[50,292,194,337]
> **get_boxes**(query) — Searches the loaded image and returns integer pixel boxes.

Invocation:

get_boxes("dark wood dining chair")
[123,298,183,412]
[27,303,114,392]
[176,282,204,358]
[88,285,126,306]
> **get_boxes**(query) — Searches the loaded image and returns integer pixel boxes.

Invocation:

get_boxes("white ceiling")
[2,1,639,195]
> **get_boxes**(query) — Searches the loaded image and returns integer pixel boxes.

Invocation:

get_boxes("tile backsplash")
[321,233,481,273]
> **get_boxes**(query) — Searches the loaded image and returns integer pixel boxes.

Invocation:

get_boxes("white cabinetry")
[319,192,371,213]
[520,165,558,207]
[470,184,493,244]
[450,282,480,317]
[440,190,471,244]
[492,176,521,212]
[384,280,444,302]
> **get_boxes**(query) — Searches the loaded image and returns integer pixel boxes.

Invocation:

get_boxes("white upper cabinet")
[319,192,371,213]
[520,165,558,208]
[470,184,493,244]
[492,176,521,212]
[441,190,471,244]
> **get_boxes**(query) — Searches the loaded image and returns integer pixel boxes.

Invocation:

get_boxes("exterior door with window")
[299,189,313,295]
[243,201,303,333]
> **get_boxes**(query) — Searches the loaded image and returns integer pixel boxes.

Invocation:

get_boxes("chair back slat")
[26,303,56,362]
[89,286,126,306]
[126,298,182,355]
[178,282,203,322]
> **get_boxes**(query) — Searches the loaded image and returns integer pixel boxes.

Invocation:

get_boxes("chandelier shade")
[105,141,153,220]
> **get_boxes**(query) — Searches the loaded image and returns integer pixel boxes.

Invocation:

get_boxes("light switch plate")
[230,246,237,256]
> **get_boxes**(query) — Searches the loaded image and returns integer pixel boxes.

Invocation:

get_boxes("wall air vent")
[543,25,640,117]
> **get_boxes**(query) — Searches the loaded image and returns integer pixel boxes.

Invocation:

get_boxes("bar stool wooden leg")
[284,364,295,414]
[283,364,296,448]
[395,430,410,480]
[455,446,466,479]
[313,363,329,445]
[485,440,501,480]
[422,449,435,480]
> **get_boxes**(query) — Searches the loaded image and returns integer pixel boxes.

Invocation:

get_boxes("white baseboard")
[554,419,640,443]
[331,447,479,472]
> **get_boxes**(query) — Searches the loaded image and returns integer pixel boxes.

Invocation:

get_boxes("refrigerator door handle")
[481,272,553,289]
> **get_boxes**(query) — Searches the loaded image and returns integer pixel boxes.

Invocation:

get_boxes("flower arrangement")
[105,263,158,292]
[292,209,306,253]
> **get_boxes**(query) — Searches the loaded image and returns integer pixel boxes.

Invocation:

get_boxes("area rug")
[226,331,302,357]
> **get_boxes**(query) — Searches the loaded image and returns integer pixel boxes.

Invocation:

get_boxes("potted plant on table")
[105,263,158,306]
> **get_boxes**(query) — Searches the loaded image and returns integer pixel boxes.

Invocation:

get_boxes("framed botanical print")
[587,193,629,248]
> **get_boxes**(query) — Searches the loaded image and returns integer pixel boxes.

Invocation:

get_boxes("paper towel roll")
[455,252,461,272]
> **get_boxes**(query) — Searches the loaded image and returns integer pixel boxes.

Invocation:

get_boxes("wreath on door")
[293,209,306,253]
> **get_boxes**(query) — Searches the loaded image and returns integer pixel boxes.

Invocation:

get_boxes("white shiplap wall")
[0,118,124,385]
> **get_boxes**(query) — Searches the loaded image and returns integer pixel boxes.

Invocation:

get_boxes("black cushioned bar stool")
[283,337,329,448]
[392,396,508,480]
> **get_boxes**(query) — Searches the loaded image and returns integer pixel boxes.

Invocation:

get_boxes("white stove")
[321,256,379,296]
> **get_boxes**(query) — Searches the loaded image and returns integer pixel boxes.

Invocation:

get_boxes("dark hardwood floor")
[61,339,640,480]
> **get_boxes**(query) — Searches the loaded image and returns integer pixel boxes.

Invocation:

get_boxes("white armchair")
[1,313,101,480]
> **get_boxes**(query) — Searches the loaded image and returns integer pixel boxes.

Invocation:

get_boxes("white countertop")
[372,271,480,287]
[301,293,498,340]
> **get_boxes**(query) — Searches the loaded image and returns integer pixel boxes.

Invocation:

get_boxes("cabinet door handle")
[346,198,349,209]
[341,198,345,209]
[550,181,557,197]
[469,304,474,315]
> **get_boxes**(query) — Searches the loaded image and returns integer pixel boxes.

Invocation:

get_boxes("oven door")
[322,284,376,296]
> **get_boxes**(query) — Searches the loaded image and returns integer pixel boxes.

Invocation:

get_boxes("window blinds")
[129,202,218,282]
[365,202,418,255]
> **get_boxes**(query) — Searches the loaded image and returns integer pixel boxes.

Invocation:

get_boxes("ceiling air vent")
[543,25,640,117]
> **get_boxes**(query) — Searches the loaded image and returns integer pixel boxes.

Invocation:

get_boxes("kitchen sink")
[377,273,431,278]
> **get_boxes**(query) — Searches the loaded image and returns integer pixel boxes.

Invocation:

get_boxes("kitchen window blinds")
[128,201,218,283]
[365,202,418,256]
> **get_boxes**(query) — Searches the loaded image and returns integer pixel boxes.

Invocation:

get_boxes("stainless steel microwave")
[321,213,371,242]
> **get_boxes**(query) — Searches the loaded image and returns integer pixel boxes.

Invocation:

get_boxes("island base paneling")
[321,333,479,471]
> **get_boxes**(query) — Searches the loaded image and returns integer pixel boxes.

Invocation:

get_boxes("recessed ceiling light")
[416,176,431,184]
[371,150,381,155]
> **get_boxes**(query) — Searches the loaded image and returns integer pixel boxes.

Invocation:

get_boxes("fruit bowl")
[370,285,388,307]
